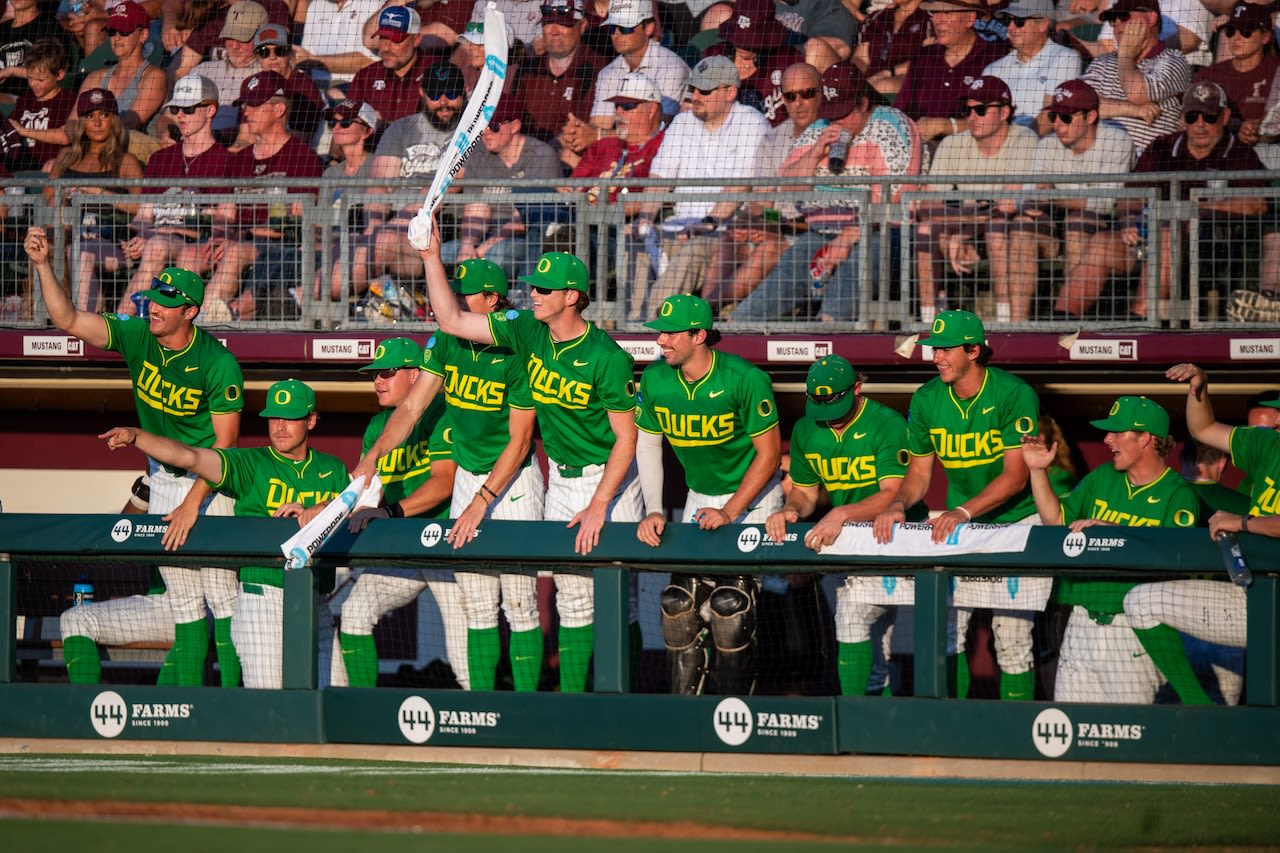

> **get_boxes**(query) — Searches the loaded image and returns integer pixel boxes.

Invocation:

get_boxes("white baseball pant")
[148,464,238,625]
[60,594,174,647]
[1122,580,1247,648]
[1053,608,1163,704]
[230,581,337,690]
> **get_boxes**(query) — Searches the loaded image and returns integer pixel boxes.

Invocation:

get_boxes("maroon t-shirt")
[241,135,324,229]
[1132,130,1268,199]
[515,46,606,143]
[1194,57,1280,126]
[8,88,75,172]
[143,141,247,233]
[346,52,431,125]
[419,0,476,36]
[895,36,1007,120]
[859,6,933,78]
[571,129,665,202]
[704,42,805,127]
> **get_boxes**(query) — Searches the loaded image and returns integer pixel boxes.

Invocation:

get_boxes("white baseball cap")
[166,74,219,107]
[607,72,661,104]
[604,0,651,29]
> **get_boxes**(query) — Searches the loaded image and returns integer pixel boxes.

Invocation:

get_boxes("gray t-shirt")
[463,135,563,224]
[374,113,456,178]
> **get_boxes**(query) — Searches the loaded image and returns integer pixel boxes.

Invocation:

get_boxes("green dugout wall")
[1,515,1278,765]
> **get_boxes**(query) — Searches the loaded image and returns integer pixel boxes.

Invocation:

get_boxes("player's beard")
[425,103,462,132]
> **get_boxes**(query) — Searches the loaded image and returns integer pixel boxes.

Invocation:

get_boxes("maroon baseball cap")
[76,87,119,116]
[959,74,1012,105]
[489,97,522,126]
[1225,0,1273,31]
[817,60,871,121]
[236,70,288,106]
[1100,0,1161,22]
[1049,79,1098,114]
[717,0,786,51]
[109,0,150,35]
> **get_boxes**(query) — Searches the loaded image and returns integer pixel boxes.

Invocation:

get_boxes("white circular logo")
[110,518,133,543]
[736,527,762,553]
[1062,531,1086,558]
[713,697,753,746]
[90,690,128,738]
[398,696,436,744]
[420,523,443,549]
[1031,708,1073,758]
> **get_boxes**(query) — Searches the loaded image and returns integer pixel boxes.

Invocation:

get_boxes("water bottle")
[73,577,94,607]
[1132,208,1148,262]
[1215,532,1252,589]
[131,291,150,318]
[828,130,852,175]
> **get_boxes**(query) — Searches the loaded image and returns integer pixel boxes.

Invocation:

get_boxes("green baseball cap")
[805,355,858,421]
[919,309,985,348]
[1090,395,1170,438]
[259,378,317,419]
[146,267,205,308]
[1260,391,1280,410]
[451,259,509,296]
[519,251,589,292]
[357,337,423,372]
[645,294,713,332]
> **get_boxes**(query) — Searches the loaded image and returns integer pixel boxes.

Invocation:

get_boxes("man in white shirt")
[295,0,382,91]
[983,0,1082,134]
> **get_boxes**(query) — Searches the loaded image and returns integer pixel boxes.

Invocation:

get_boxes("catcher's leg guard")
[661,573,708,695]
[709,576,757,696]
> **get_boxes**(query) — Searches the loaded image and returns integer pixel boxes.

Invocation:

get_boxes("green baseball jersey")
[1056,464,1198,619]
[1230,426,1280,518]
[906,366,1038,522]
[421,330,534,475]
[789,398,926,521]
[635,350,777,496]
[488,309,636,467]
[362,396,452,518]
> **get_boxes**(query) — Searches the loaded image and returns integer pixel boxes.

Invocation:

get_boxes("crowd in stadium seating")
[2,0,1280,324]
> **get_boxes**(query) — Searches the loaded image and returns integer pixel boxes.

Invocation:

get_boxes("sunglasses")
[806,386,852,405]
[604,23,643,35]
[255,44,291,58]
[372,368,406,380]
[106,27,140,37]
[540,3,576,15]
[691,86,725,97]
[962,103,1003,117]
[1047,110,1084,124]
[166,103,211,116]
[1221,25,1264,37]
[1107,9,1150,22]
[531,285,560,295]
[615,100,643,111]
[327,116,367,128]
[1184,110,1220,124]
[425,90,461,101]
[999,15,1036,27]
[150,279,195,305]
[782,87,819,102]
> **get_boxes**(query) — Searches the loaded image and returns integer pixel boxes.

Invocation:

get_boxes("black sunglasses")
[1184,110,1220,124]
[540,3,576,15]
[255,44,291,58]
[1221,25,1264,37]
[1108,10,1135,22]
[782,87,819,102]
[615,101,642,111]
[1047,110,1083,124]
[425,90,461,100]
[372,367,406,380]
[604,23,644,35]
[963,103,1003,117]
[106,28,139,37]
[691,86,725,97]
[167,103,210,115]
[531,285,559,295]
[150,279,195,305]
[327,116,366,128]
[999,15,1036,27]
[806,386,852,405]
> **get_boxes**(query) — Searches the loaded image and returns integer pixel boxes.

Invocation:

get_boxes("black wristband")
[386,502,404,518]
[702,215,719,227]
[1242,515,1250,533]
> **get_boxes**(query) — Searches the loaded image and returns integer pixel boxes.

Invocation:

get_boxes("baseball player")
[872,310,1045,700]
[634,295,782,695]
[100,379,345,689]
[28,227,245,688]
[339,338,463,689]
[1118,366,1280,697]
[407,235,641,693]
[1023,395,1210,704]
[765,355,926,696]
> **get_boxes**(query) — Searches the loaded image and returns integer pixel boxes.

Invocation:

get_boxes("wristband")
[480,484,498,504]
[1242,515,1250,533]
[954,505,972,521]
[386,502,404,518]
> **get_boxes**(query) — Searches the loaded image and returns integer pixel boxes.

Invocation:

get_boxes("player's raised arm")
[351,371,444,486]
[101,427,225,486]
[1166,363,1233,453]
[419,227,495,346]
[1021,434,1065,525]
[161,410,241,551]
[24,227,109,349]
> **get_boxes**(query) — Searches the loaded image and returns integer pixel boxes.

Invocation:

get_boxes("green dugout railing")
[1,515,1278,764]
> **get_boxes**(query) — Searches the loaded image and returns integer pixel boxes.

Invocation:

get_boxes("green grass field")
[1,754,1277,850]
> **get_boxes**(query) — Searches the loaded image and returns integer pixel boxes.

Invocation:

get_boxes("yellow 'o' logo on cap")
[932,318,945,334]
[275,389,291,405]
[456,264,467,279]
[1109,401,1121,416]
[374,344,387,360]
[537,256,553,273]
[660,301,674,317]
[815,384,833,396]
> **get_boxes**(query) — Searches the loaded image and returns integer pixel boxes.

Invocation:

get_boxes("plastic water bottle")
[131,291,150,318]
[73,577,94,606]
[1132,209,1148,262]
[1215,532,1252,589]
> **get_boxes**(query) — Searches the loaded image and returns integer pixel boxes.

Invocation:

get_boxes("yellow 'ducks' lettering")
[654,407,734,441]
[1256,476,1279,515]
[377,440,432,476]
[136,360,203,415]
[527,354,591,407]
[1090,498,1161,527]
[807,453,877,484]
[929,428,1004,460]
[443,364,505,408]
[266,479,340,513]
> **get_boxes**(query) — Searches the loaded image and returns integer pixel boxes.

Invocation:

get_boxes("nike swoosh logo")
[184,365,199,372]
[509,494,524,502]
[982,406,996,414]
[709,390,725,398]
[853,432,866,439]
[491,357,504,364]
[319,471,332,478]
[1132,650,1148,658]
[573,359,589,367]
[1147,496,1160,504]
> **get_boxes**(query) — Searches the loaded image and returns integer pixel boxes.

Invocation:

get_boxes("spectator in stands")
[635,55,767,319]
[317,100,380,308]
[1125,81,1267,322]
[418,0,478,50]
[79,1,168,135]
[480,0,547,49]
[346,5,432,127]
[211,70,324,320]
[1082,0,1190,157]
[1095,0,1214,69]
[0,0,75,108]
[566,0,689,153]
[168,0,290,85]
[514,0,606,153]
[853,0,932,97]
[190,1,266,144]
[47,88,143,312]
[252,23,325,144]
[773,0,858,72]
[895,0,1006,145]
[704,0,803,126]
[441,98,562,289]
[914,76,1038,325]
[1006,79,1137,323]
[114,74,244,318]
[729,61,924,324]
[59,0,111,61]
[366,60,466,288]
[453,19,522,99]
[293,0,381,95]
[568,70,666,207]
[1197,2,1278,146]
[983,0,1082,133]
[1,38,76,174]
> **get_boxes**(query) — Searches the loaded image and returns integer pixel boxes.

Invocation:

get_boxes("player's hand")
[637,511,666,547]
[100,427,137,450]
[1208,510,1246,539]
[805,509,846,552]
[161,500,200,551]
[24,227,51,265]
[567,497,608,555]
[350,456,378,490]
[927,509,970,544]
[1166,362,1208,401]
[274,502,306,520]
[872,505,903,544]
[765,508,798,543]
[694,506,730,531]
[447,498,487,548]
[1019,434,1057,471]
[1068,517,1115,532]
[407,210,438,251]
[347,505,391,533]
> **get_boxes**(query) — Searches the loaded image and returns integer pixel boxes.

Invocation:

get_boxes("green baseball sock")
[1132,624,1212,705]
[63,635,101,684]
[837,641,872,696]
[948,653,970,699]
[1000,669,1035,701]
[508,627,543,692]
[213,617,241,688]
[467,627,501,692]
[339,631,379,688]
[558,624,593,693]
[163,619,209,687]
